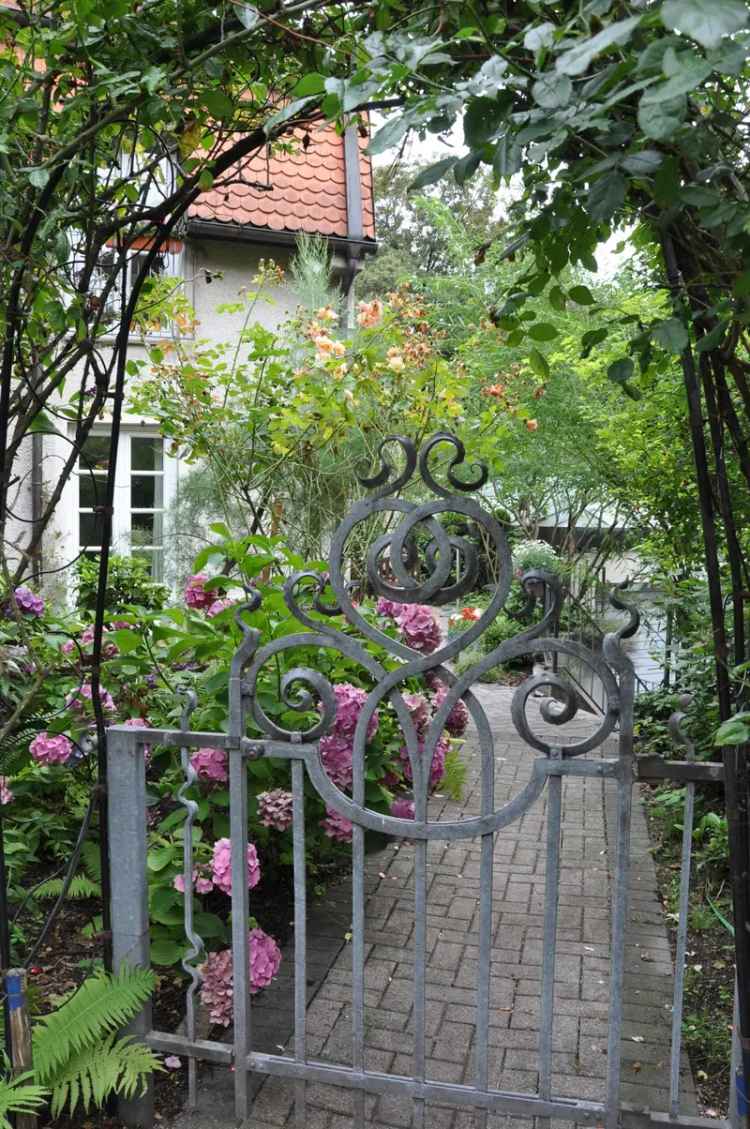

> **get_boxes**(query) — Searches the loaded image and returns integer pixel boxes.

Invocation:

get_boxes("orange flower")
[356,298,383,328]
[460,606,482,621]
[483,383,506,398]
[525,418,539,432]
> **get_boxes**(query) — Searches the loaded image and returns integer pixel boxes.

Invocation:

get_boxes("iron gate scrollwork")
[108,432,654,1129]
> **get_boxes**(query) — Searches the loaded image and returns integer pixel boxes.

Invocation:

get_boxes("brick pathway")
[172,683,694,1129]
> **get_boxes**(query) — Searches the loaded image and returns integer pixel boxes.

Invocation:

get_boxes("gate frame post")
[107,727,154,1129]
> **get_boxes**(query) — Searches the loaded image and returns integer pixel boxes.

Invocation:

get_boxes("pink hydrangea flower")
[326,683,379,741]
[257,789,294,831]
[66,682,115,714]
[376,597,398,618]
[206,598,233,618]
[190,746,228,784]
[319,735,353,790]
[211,838,261,896]
[432,684,469,737]
[321,807,353,843]
[173,866,214,895]
[399,735,448,790]
[200,928,282,1025]
[123,716,152,761]
[0,778,13,805]
[11,586,44,617]
[404,692,430,737]
[164,1056,181,1070]
[29,731,73,766]
[394,604,442,654]
[391,797,415,820]
[184,572,212,610]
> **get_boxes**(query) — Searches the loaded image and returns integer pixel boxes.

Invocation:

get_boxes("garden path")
[169,683,695,1129]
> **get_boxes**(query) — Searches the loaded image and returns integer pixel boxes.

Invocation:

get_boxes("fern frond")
[31,875,101,900]
[81,839,102,881]
[47,1033,162,1119]
[33,966,155,1082]
[0,1072,48,1129]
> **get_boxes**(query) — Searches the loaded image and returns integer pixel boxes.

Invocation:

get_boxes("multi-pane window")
[77,432,170,579]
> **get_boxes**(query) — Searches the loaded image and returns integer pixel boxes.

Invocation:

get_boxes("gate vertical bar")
[605,658,635,1129]
[108,728,153,1129]
[668,775,695,1115]
[292,758,308,1127]
[539,749,562,1121]
[475,703,495,1129]
[352,711,367,1129]
[230,746,252,1123]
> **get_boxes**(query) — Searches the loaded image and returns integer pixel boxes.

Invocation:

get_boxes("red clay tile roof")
[189,124,375,242]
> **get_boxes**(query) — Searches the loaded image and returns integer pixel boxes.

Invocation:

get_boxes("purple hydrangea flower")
[0,777,13,805]
[394,604,442,654]
[200,928,282,1025]
[320,807,353,843]
[190,746,228,784]
[399,735,449,790]
[391,796,415,820]
[29,732,73,766]
[257,789,294,832]
[432,684,469,737]
[184,572,212,610]
[65,682,116,714]
[12,586,44,617]
[211,838,261,895]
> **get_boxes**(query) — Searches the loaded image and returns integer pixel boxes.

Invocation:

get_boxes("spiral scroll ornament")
[229,432,636,838]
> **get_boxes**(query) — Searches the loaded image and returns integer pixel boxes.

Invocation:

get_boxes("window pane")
[131,437,163,472]
[133,548,164,581]
[79,436,110,472]
[79,511,106,546]
[79,473,102,509]
[131,474,163,509]
[131,511,163,546]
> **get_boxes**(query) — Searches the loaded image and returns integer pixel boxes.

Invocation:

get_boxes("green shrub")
[76,554,168,613]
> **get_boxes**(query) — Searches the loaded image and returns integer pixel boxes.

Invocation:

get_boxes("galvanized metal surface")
[105,433,734,1129]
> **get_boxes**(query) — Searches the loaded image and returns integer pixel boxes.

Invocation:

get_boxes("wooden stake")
[6,968,36,1129]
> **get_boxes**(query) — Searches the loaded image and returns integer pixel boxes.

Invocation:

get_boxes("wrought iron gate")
[106,432,739,1129]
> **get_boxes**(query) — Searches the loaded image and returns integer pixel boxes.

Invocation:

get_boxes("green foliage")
[0,1072,47,1129]
[46,1033,159,1119]
[441,744,467,801]
[76,554,168,613]
[32,966,156,1081]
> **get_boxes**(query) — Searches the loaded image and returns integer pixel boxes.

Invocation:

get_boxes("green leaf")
[568,284,596,305]
[264,97,317,135]
[531,73,572,109]
[528,348,550,379]
[149,938,184,966]
[622,149,664,175]
[492,134,523,180]
[696,322,727,351]
[653,317,688,352]
[28,167,50,189]
[292,72,326,97]
[408,158,457,191]
[637,95,687,140]
[608,357,635,385]
[453,151,482,185]
[368,114,410,155]
[463,97,504,147]
[581,327,609,357]
[587,172,627,222]
[640,53,712,103]
[528,322,558,342]
[549,285,567,312]
[202,90,234,119]
[111,629,141,654]
[661,0,749,49]
[198,170,214,191]
[524,22,556,53]
[556,16,641,76]
[715,713,750,745]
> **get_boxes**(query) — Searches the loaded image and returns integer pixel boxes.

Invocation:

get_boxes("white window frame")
[73,427,177,581]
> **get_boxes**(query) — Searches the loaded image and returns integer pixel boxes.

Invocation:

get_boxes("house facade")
[16,125,375,590]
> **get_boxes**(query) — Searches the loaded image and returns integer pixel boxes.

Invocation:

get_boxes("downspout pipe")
[343,122,365,329]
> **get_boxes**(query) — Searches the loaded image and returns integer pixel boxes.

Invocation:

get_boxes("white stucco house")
[18,126,375,588]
